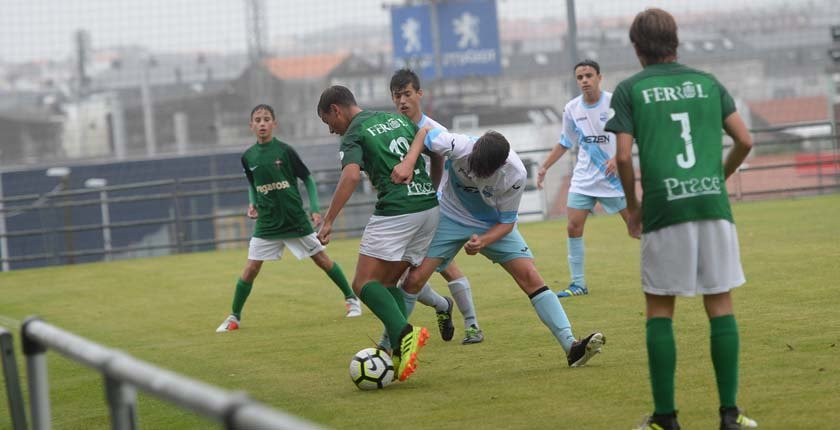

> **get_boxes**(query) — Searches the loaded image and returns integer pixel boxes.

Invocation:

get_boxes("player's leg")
[696,220,755,428]
[217,237,280,332]
[283,232,360,317]
[638,221,701,428]
[558,192,595,297]
[357,208,437,381]
[377,257,444,351]
[439,262,481,341]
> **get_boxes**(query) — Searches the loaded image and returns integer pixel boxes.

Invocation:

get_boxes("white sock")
[448,277,478,328]
[417,283,449,312]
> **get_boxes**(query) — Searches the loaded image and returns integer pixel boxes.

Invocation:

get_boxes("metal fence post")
[104,372,138,430]
[1,328,28,430]
[22,316,51,430]
[172,179,185,254]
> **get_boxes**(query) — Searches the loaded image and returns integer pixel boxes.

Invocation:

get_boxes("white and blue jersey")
[560,91,624,198]
[418,113,445,131]
[424,129,527,229]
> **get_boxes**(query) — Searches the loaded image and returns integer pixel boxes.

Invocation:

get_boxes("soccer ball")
[349,347,395,390]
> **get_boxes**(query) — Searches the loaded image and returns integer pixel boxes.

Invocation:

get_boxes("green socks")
[710,314,739,408]
[386,286,407,317]
[360,281,408,343]
[647,317,676,415]
[326,262,355,299]
[231,278,253,319]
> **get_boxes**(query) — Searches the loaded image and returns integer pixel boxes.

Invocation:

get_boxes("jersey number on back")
[671,112,696,169]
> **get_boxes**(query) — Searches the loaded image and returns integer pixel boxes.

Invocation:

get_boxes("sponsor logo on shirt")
[642,81,709,104]
[256,180,291,194]
[663,175,722,201]
[582,135,610,144]
[364,116,410,137]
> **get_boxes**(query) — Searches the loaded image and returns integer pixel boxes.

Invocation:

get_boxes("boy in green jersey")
[316,86,435,382]
[216,104,360,333]
[605,9,757,430]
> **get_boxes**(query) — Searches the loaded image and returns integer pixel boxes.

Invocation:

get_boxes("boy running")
[316,86,433,382]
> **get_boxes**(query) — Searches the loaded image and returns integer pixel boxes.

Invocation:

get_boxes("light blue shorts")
[427,215,534,272]
[567,192,627,214]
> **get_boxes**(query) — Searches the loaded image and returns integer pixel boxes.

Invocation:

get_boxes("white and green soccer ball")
[349,347,394,390]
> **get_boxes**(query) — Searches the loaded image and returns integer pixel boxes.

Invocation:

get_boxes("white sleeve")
[559,105,575,148]
[424,129,473,160]
[495,182,523,224]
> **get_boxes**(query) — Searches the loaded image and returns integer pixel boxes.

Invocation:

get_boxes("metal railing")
[4,317,326,430]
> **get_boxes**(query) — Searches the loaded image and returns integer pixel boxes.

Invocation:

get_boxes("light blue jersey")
[424,129,527,229]
[559,91,624,197]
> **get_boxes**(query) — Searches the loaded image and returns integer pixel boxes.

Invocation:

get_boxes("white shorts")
[359,206,440,266]
[641,219,745,297]
[247,233,324,261]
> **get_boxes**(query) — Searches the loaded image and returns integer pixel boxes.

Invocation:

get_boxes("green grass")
[1,194,839,429]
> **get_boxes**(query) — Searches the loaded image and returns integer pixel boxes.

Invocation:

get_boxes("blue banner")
[437,0,501,78]
[390,4,435,80]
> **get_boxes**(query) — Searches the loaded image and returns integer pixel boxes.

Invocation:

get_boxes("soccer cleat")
[633,412,681,430]
[215,315,240,333]
[462,324,485,344]
[393,324,429,382]
[556,283,589,298]
[345,297,362,317]
[720,407,758,429]
[567,332,605,367]
[436,297,455,341]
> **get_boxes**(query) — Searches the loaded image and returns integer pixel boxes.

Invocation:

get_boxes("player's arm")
[537,144,569,189]
[392,126,432,184]
[318,163,361,245]
[722,112,753,180]
[464,222,515,255]
[242,156,258,219]
[429,152,444,189]
[302,175,322,225]
[615,132,640,238]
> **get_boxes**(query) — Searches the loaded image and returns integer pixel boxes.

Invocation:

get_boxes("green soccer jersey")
[340,110,438,216]
[241,138,314,239]
[605,62,737,233]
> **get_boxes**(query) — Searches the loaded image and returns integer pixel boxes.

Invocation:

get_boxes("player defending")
[316,86,433,382]
[536,59,630,298]
[605,9,757,430]
[389,68,484,344]
[393,126,606,368]
[216,104,361,333]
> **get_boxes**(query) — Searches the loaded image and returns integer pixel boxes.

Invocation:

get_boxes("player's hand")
[391,161,414,184]
[464,234,484,255]
[317,220,332,245]
[604,158,617,177]
[310,212,322,228]
[536,167,548,189]
[626,207,642,239]
[247,204,258,219]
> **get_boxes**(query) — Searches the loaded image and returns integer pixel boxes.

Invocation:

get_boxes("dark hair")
[317,85,357,115]
[629,8,679,64]
[573,59,600,75]
[390,68,421,93]
[250,104,275,120]
[468,131,510,178]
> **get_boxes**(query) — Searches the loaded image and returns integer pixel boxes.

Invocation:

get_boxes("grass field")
[1,194,839,429]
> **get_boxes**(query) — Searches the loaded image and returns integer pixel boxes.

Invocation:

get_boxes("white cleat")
[215,315,240,332]
[345,297,363,317]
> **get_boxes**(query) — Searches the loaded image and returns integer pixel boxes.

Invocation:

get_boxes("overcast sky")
[0,0,811,62]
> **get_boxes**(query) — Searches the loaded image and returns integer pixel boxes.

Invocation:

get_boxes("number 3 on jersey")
[671,112,695,169]
[389,136,410,161]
